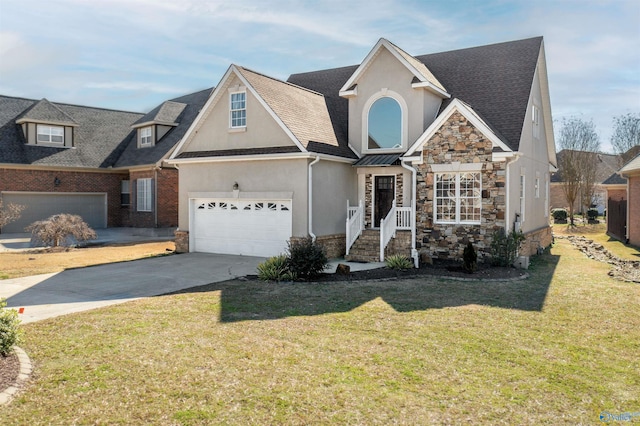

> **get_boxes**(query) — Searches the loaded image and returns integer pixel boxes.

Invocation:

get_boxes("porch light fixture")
[233,182,239,190]
[54,177,61,187]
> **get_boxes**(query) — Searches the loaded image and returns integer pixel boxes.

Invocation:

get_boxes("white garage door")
[2,192,107,233]
[192,198,292,257]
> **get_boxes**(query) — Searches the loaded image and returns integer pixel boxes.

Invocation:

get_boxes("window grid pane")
[230,92,246,128]
[435,172,481,224]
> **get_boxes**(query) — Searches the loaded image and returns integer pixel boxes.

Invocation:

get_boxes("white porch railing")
[396,206,412,230]
[380,200,397,261]
[346,200,364,255]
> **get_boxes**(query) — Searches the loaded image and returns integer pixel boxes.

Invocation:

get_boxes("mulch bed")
[0,351,20,397]
[248,259,527,282]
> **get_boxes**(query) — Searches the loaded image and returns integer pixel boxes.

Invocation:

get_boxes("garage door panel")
[1,193,107,233]
[192,198,292,257]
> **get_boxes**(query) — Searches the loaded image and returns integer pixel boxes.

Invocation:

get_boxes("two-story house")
[169,36,556,265]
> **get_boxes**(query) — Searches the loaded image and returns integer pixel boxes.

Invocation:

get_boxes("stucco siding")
[184,75,296,153]
[311,160,357,236]
[348,47,441,156]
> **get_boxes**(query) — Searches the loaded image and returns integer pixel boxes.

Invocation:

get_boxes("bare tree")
[611,113,640,163]
[557,118,600,225]
[26,214,97,248]
[0,199,25,230]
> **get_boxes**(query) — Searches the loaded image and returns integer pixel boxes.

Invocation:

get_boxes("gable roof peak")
[339,38,448,98]
[16,97,79,126]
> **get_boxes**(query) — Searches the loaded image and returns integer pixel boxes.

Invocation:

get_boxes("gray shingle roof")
[133,100,187,127]
[114,88,212,167]
[602,172,626,185]
[288,37,543,153]
[176,146,300,159]
[16,98,78,126]
[552,150,621,183]
[0,95,142,168]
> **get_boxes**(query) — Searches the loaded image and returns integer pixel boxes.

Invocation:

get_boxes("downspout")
[308,156,321,241]
[154,166,159,227]
[401,159,418,268]
[504,153,521,233]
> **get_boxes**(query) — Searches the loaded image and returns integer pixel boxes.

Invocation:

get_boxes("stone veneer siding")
[415,111,506,262]
[520,226,553,257]
[364,172,404,228]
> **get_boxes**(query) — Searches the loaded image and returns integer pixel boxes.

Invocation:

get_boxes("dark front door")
[374,176,395,227]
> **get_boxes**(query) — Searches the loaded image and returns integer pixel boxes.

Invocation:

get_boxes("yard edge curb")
[0,346,33,405]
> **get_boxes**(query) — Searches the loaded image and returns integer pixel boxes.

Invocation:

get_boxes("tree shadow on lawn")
[168,253,559,323]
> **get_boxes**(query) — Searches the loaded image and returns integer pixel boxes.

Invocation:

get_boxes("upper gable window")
[140,126,153,147]
[230,92,246,128]
[532,104,540,139]
[368,97,401,149]
[37,125,64,145]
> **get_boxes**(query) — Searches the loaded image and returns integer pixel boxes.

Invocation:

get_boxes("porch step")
[346,230,381,262]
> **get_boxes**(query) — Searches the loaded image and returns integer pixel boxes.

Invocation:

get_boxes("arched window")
[367,97,402,149]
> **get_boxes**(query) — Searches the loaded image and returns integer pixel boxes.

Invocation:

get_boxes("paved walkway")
[1,251,384,324]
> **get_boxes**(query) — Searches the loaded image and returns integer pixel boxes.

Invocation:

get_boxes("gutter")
[308,156,321,241]
[401,158,419,268]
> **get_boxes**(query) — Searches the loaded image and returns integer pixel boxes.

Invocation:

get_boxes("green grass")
[2,239,639,424]
[552,221,640,260]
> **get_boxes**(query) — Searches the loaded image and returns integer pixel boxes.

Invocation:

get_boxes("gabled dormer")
[15,98,78,148]
[338,38,450,157]
[132,101,187,148]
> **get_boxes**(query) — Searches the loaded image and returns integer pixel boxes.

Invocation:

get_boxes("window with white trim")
[532,104,540,139]
[137,178,152,212]
[368,97,401,149]
[544,175,549,217]
[434,172,482,224]
[230,92,246,128]
[37,124,64,145]
[535,176,540,198]
[140,126,152,147]
[519,174,525,223]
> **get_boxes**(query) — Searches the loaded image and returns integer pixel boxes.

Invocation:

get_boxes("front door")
[374,176,395,227]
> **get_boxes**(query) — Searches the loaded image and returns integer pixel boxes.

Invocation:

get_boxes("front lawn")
[1,239,638,424]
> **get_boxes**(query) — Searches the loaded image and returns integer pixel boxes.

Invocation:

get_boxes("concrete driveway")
[1,253,264,323]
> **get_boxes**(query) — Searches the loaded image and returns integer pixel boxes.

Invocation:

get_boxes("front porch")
[345,199,413,262]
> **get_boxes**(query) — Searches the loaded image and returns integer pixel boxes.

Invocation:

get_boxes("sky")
[1,0,638,153]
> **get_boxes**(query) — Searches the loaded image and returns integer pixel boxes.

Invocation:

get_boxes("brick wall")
[156,168,178,227]
[415,111,505,262]
[520,226,553,256]
[0,167,127,227]
[628,176,640,246]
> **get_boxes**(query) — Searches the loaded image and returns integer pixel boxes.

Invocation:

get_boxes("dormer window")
[140,126,153,147]
[230,92,246,128]
[37,125,64,145]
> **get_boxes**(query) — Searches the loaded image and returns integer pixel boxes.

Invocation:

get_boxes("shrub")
[587,208,599,221]
[490,228,526,267]
[552,208,568,222]
[257,255,296,282]
[0,298,22,356]
[286,237,328,279]
[386,254,413,270]
[463,242,477,273]
[0,199,25,230]
[26,213,97,247]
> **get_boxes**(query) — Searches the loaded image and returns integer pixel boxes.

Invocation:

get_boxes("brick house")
[605,153,640,246]
[168,37,557,264]
[0,89,211,233]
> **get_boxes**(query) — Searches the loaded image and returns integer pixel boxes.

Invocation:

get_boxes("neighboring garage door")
[192,198,292,257]
[1,192,107,233]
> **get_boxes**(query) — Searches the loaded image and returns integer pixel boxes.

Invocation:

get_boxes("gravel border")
[0,346,33,405]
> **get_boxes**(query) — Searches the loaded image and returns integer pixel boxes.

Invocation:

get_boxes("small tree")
[462,242,477,273]
[0,199,25,231]
[26,214,97,247]
[557,118,600,225]
[611,113,640,163]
